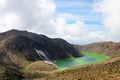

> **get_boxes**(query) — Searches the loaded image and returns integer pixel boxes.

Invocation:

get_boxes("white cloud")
[0,0,56,33]
[0,0,88,44]
[55,17,86,36]
[0,0,115,44]
[51,15,109,44]
[52,16,89,44]
[84,32,111,44]
[0,0,6,8]
[94,0,120,41]
[0,13,24,31]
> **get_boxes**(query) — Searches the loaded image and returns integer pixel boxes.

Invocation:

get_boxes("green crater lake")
[54,52,109,70]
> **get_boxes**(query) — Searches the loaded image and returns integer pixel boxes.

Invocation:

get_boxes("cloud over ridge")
[0,0,119,44]
[94,0,120,41]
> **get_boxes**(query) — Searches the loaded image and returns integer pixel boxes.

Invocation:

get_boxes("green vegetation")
[19,68,28,73]
[55,52,109,70]
[42,55,120,80]
[84,52,109,61]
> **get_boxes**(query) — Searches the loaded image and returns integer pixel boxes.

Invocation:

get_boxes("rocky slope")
[74,41,120,57]
[0,29,120,80]
[0,29,82,79]
[0,29,82,67]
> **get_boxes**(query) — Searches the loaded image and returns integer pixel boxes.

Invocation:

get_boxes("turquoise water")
[54,52,109,70]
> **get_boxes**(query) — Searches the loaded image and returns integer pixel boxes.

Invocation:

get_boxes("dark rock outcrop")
[0,29,82,79]
[0,29,82,68]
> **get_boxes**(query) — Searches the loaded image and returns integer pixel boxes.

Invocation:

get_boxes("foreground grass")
[22,52,110,79]
[41,55,120,80]
[22,61,57,79]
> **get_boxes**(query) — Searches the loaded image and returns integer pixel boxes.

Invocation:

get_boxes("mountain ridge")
[74,41,120,57]
[0,29,82,79]
[0,29,120,80]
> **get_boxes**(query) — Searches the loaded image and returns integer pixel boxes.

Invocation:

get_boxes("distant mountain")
[74,41,120,57]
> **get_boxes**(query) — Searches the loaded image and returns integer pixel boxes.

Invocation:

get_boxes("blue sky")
[55,0,103,30]
[0,0,120,44]
[54,0,120,44]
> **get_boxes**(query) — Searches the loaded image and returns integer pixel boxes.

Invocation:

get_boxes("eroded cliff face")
[74,41,120,57]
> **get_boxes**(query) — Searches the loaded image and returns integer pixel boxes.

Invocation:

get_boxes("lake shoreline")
[55,52,109,70]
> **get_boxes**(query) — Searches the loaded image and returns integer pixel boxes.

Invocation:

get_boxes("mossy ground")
[19,68,28,73]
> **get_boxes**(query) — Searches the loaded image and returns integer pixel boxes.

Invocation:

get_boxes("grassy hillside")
[23,61,57,79]
[40,55,120,80]
[74,41,120,57]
